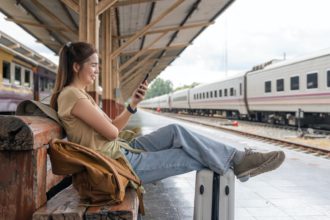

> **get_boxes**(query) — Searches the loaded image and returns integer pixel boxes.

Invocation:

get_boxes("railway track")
[151,111,330,159]
[177,112,330,136]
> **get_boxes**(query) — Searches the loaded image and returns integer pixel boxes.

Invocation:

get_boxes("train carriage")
[171,89,190,112]
[0,31,57,113]
[189,73,248,117]
[158,94,170,111]
[141,48,330,129]
[246,49,330,127]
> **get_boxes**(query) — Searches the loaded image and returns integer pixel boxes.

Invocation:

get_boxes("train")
[140,48,330,129]
[0,31,57,113]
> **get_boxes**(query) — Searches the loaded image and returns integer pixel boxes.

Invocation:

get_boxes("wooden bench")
[33,186,139,220]
[0,115,139,220]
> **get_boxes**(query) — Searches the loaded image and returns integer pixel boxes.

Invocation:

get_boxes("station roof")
[0,30,57,72]
[0,0,234,99]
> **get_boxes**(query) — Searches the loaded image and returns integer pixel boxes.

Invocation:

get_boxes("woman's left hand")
[130,81,148,107]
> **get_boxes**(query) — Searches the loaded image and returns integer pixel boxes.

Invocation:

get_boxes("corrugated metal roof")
[0,0,234,99]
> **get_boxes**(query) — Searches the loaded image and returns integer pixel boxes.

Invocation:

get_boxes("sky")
[1,0,330,88]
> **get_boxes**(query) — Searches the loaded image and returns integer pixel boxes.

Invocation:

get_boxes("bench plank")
[85,188,139,220]
[33,186,139,220]
[33,185,86,220]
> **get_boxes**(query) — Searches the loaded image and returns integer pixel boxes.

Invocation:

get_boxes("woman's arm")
[112,82,148,130]
[71,99,119,140]
[71,81,148,140]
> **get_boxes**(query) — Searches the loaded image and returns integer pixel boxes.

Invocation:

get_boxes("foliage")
[173,82,200,92]
[145,78,173,99]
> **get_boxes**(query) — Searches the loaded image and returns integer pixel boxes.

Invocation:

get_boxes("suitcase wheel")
[199,185,204,194]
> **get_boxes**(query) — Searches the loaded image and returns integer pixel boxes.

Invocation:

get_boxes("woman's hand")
[130,81,148,108]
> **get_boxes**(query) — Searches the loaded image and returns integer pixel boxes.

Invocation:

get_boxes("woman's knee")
[166,123,184,131]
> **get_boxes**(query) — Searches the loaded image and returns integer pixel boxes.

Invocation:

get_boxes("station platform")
[128,110,330,220]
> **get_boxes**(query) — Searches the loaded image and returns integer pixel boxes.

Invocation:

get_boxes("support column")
[100,9,123,119]
[79,0,100,104]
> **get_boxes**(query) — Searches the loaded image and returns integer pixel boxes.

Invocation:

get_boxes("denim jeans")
[124,124,237,184]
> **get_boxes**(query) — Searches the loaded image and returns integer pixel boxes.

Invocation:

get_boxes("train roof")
[0,30,57,73]
[249,47,330,74]
[193,71,246,89]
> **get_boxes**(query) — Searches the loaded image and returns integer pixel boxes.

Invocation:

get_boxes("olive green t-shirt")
[57,86,109,150]
[57,86,144,190]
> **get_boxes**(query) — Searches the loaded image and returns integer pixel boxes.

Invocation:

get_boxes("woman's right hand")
[130,81,148,108]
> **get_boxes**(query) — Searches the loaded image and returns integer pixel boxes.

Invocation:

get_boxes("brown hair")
[50,42,97,111]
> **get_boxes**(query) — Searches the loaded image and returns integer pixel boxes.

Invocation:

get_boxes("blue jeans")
[124,124,237,184]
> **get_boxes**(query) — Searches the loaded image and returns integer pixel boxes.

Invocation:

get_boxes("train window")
[203,93,205,99]
[206,92,209,98]
[307,72,318,89]
[199,93,201,99]
[210,91,213,98]
[14,65,22,86]
[230,88,234,96]
[290,76,299,90]
[219,90,222,97]
[224,89,228,96]
[214,90,217,98]
[239,83,242,95]
[276,79,284,92]
[327,70,330,87]
[2,61,11,83]
[265,81,271,93]
[24,70,31,87]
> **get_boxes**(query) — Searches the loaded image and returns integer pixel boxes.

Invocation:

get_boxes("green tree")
[145,78,173,99]
[174,82,200,92]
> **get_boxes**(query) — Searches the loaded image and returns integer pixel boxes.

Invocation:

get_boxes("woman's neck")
[69,81,86,90]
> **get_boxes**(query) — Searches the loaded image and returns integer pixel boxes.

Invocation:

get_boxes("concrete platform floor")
[128,110,330,220]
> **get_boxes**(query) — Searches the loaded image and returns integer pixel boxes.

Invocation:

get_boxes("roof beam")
[114,21,214,40]
[36,39,62,47]
[96,0,118,16]
[110,0,185,59]
[121,56,175,70]
[60,1,79,30]
[115,0,164,7]
[121,50,159,81]
[60,0,79,14]
[5,18,68,32]
[119,31,168,72]
[31,0,77,35]
[121,43,189,56]
[120,60,155,85]
[121,65,165,96]
[8,43,20,49]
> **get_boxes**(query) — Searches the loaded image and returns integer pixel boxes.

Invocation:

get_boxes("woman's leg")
[128,123,285,183]
[130,123,236,175]
[122,148,206,184]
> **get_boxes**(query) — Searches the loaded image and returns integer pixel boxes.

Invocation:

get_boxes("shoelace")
[244,148,256,155]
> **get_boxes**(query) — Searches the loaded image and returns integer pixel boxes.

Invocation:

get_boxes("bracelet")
[127,104,137,114]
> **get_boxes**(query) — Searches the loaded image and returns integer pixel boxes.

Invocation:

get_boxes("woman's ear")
[73,62,80,73]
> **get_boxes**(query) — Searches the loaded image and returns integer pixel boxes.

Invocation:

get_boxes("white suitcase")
[193,169,235,220]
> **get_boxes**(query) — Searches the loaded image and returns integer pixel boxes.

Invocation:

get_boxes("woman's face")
[75,53,99,86]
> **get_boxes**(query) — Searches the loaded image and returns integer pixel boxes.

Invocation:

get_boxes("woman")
[50,42,285,184]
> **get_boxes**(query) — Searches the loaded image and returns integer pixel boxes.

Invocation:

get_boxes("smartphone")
[142,73,149,83]
[136,74,149,98]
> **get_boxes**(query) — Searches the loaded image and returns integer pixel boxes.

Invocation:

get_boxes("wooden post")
[100,9,123,119]
[0,116,64,220]
[79,0,100,104]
